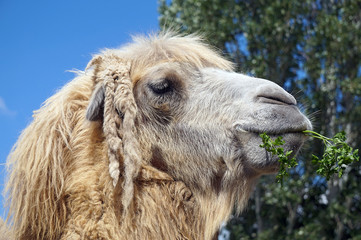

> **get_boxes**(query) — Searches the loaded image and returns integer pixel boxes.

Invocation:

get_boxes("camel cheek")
[150,146,169,173]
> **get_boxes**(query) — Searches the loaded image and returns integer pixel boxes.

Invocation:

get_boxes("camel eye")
[148,79,173,95]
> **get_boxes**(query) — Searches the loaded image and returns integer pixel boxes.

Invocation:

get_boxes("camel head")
[86,33,312,201]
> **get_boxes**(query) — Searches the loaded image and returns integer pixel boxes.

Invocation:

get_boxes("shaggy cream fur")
[2,32,310,239]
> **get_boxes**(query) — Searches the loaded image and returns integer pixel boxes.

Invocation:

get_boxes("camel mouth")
[234,125,310,157]
[233,123,311,136]
[261,131,306,170]
[231,123,310,175]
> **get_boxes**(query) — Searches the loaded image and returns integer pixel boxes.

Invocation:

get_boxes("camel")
[2,32,312,239]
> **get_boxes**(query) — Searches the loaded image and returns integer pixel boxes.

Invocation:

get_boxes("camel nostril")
[258,95,296,106]
[254,84,297,106]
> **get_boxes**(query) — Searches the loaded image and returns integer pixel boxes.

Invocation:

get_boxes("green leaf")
[260,130,359,184]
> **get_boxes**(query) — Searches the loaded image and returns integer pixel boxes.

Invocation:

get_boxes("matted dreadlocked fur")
[2,31,253,240]
[86,55,142,215]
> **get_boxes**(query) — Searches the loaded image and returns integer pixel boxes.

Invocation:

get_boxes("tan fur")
[0,218,13,240]
[2,32,257,240]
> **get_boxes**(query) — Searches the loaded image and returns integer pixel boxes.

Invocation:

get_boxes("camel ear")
[86,84,105,121]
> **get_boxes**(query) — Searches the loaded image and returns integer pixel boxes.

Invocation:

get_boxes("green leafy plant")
[260,130,359,184]
[259,133,298,185]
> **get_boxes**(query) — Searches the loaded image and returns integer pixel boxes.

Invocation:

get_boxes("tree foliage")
[159,0,361,239]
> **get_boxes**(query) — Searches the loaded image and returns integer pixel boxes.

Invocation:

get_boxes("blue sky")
[0,0,159,219]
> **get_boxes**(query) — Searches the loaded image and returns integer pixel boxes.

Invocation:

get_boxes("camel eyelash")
[148,79,174,95]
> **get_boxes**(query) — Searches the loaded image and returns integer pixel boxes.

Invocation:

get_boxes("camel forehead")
[100,32,234,83]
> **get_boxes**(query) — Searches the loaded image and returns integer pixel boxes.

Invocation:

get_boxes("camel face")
[193,68,312,175]
[134,62,312,187]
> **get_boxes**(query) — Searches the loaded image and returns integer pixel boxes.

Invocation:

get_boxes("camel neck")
[110,165,230,239]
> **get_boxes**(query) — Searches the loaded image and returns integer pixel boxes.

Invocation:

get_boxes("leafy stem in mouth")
[259,133,297,185]
[260,130,359,185]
